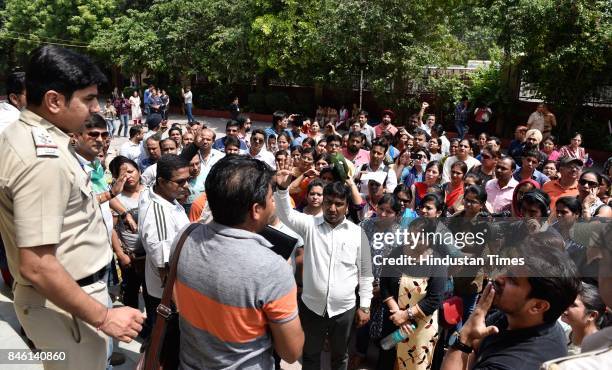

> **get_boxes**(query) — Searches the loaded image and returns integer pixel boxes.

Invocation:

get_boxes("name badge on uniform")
[31,127,59,157]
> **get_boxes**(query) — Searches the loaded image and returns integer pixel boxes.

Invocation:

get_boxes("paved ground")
[0,112,379,370]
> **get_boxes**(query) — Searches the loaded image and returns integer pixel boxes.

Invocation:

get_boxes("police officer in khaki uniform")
[0,46,144,370]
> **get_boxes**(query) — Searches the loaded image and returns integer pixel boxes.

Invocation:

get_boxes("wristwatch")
[359,307,370,314]
[450,331,473,354]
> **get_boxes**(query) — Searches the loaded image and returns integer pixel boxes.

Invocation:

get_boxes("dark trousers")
[299,300,356,370]
[120,263,145,309]
[142,284,161,340]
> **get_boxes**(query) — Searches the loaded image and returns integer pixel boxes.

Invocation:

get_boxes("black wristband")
[109,189,117,199]
[450,332,474,354]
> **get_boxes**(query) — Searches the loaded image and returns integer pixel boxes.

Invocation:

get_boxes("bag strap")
[144,222,201,370]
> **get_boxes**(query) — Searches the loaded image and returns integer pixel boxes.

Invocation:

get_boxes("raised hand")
[275,157,294,190]
[459,282,499,346]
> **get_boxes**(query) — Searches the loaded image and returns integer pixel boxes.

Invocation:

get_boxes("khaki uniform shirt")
[0,110,112,285]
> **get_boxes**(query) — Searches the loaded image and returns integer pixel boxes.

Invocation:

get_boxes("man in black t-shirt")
[441,236,581,370]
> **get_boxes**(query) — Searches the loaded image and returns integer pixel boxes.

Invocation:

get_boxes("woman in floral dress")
[378,218,447,370]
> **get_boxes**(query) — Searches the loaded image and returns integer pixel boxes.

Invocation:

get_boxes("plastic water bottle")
[380,323,417,350]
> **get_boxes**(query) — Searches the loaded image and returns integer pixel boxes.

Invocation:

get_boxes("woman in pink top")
[559,132,589,165]
[541,135,561,161]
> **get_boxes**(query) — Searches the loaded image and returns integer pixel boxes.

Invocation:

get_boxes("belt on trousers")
[76,266,107,287]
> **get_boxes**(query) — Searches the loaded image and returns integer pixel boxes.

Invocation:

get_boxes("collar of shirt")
[551,180,578,191]
[365,161,386,172]
[313,215,351,230]
[207,221,273,248]
[496,177,519,190]
[75,152,96,173]
[148,186,182,209]
[200,148,224,164]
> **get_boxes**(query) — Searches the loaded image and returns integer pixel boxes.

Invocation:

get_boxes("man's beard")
[348,146,359,154]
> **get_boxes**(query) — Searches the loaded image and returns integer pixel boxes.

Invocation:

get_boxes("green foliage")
[1,0,609,142]
[428,74,470,121]
[1,0,118,61]
[492,0,612,134]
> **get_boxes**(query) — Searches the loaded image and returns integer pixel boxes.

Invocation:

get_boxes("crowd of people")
[0,45,611,370]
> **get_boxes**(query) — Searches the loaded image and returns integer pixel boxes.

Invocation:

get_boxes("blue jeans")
[185,103,194,123]
[106,119,116,137]
[455,120,467,139]
[118,114,129,137]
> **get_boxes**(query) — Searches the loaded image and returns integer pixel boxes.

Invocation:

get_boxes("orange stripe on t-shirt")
[175,280,295,343]
[263,286,298,323]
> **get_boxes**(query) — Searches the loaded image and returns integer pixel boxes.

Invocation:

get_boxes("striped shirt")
[173,222,298,369]
[138,186,189,298]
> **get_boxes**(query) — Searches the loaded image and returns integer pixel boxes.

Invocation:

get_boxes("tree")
[92,0,257,84]
[493,0,612,136]
[0,0,118,64]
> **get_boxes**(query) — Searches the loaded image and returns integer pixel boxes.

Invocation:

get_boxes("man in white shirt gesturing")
[275,160,373,370]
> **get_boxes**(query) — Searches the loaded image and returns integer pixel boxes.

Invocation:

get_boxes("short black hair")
[168,126,182,137]
[235,113,250,127]
[6,70,26,96]
[432,124,445,137]
[156,154,189,182]
[371,138,389,153]
[393,184,412,201]
[301,147,316,158]
[348,130,365,141]
[378,193,402,214]
[487,136,502,146]
[307,178,325,193]
[522,149,541,161]
[464,184,487,204]
[543,135,558,145]
[226,120,240,129]
[464,173,483,186]
[109,155,140,178]
[500,156,517,171]
[275,150,289,159]
[302,137,316,148]
[146,135,160,145]
[556,196,582,215]
[129,125,143,139]
[520,238,581,324]
[223,135,241,149]
[205,156,275,226]
[421,193,445,213]
[83,113,107,130]
[160,138,177,149]
[358,110,368,117]
[323,181,351,203]
[272,111,287,126]
[26,45,107,106]
[292,115,305,127]
[413,128,429,140]
[251,128,266,139]
[326,134,342,145]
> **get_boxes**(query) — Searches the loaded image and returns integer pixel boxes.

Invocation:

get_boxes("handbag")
[136,223,201,370]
